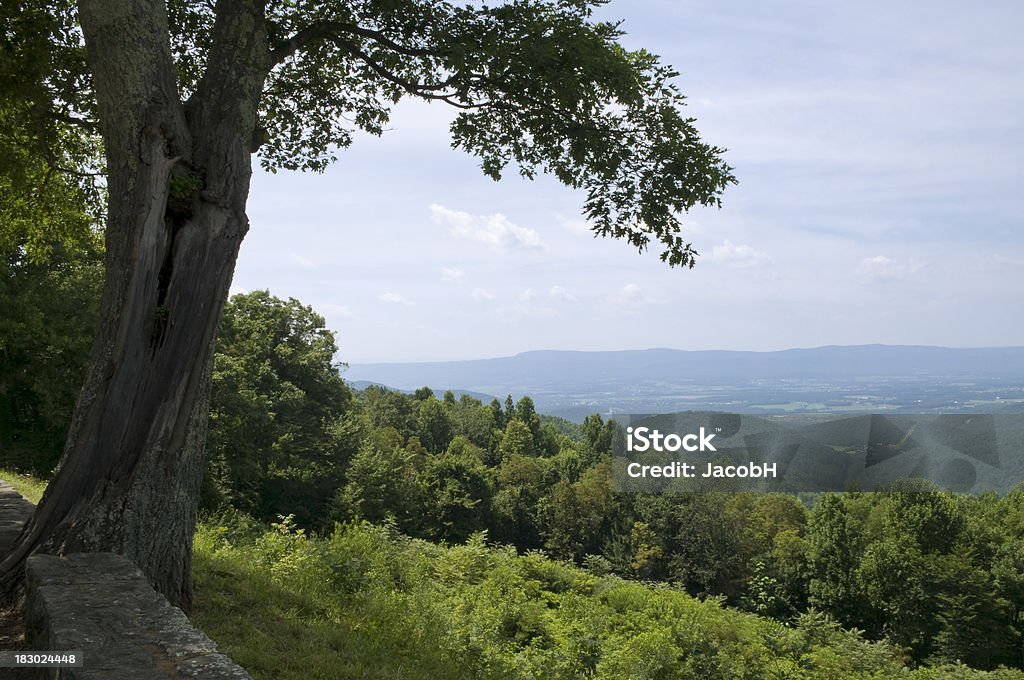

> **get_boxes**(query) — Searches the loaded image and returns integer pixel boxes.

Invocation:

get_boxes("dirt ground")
[0,604,36,679]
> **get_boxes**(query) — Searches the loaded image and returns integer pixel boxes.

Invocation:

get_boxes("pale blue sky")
[231,1,1024,363]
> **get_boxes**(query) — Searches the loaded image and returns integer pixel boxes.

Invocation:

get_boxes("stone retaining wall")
[1,480,251,679]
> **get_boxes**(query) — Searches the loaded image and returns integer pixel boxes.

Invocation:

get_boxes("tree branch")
[27,104,103,178]
[266,15,613,143]
[271,20,440,66]
[341,42,468,100]
[47,108,99,133]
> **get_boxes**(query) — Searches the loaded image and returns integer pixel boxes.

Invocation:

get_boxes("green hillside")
[191,515,1023,680]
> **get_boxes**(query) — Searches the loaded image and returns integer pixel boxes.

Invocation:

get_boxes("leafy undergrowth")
[0,474,1020,679]
[0,468,46,504]
[192,514,1024,680]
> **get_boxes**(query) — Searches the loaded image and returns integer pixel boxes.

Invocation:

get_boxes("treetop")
[28,0,736,266]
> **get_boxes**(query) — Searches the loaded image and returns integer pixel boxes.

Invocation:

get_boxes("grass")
[191,519,487,679]
[0,468,47,504]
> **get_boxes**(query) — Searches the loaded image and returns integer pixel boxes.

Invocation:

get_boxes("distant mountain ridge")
[346,345,1024,386]
[343,345,1024,421]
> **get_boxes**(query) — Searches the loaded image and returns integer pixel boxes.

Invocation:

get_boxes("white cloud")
[519,289,537,302]
[321,303,356,319]
[471,288,495,301]
[430,204,547,252]
[705,240,772,267]
[378,292,415,306]
[859,255,894,275]
[990,254,1024,270]
[609,283,645,306]
[550,285,578,302]
[441,267,465,282]
[622,283,643,299]
[288,253,316,269]
[857,255,923,281]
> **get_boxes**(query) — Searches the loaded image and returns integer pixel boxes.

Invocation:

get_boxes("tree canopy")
[1,0,736,609]
[0,10,103,474]
[18,0,734,265]
[204,291,356,526]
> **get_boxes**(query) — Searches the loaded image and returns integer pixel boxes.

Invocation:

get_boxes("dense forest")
[4,248,1024,676]
[4,3,1021,675]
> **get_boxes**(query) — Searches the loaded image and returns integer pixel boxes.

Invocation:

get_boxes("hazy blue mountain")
[343,345,1024,421]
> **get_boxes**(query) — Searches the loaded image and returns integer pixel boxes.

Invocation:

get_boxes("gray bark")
[0,0,269,610]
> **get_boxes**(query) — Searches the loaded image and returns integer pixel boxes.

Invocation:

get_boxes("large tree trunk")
[0,0,268,610]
